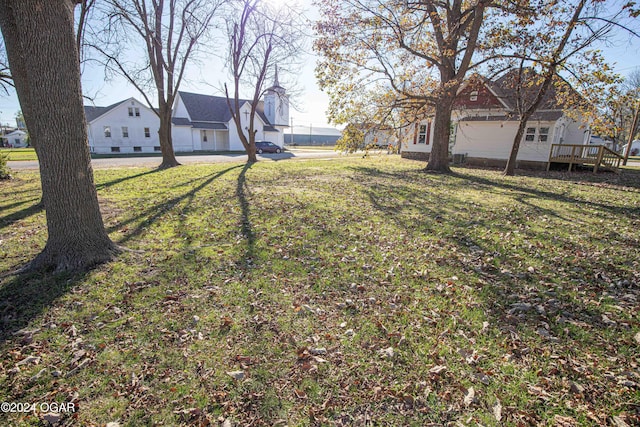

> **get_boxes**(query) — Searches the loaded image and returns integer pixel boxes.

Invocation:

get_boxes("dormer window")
[470,91,478,102]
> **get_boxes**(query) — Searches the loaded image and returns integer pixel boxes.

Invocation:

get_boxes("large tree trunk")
[157,102,180,169]
[0,0,119,272]
[425,96,453,173]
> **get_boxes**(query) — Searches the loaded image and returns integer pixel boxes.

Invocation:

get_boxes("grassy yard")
[1,148,37,161]
[1,157,639,426]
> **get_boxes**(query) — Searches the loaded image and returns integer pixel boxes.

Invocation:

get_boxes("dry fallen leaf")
[429,365,447,375]
[553,414,577,426]
[463,387,476,407]
[492,400,502,421]
[226,370,245,380]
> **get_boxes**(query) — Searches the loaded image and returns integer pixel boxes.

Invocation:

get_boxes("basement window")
[154,146,161,152]
[133,146,142,152]
[110,146,120,153]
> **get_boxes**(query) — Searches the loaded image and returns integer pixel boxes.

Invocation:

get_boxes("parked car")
[255,141,282,154]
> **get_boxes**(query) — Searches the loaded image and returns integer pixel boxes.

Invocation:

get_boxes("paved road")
[7,149,349,170]
[9,151,640,170]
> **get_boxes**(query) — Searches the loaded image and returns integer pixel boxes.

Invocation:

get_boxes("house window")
[418,124,427,144]
[133,146,142,152]
[144,127,151,138]
[128,107,134,117]
[470,90,478,102]
[525,127,536,142]
[110,146,120,153]
[122,126,129,138]
[201,130,208,142]
[104,126,111,138]
[154,146,161,152]
[538,127,549,142]
[135,108,140,117]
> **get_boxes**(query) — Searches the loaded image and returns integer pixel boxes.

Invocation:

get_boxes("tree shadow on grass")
[0,169,162,232]
[0,200,44,232]
[109,164,243,246]
[0,270,88,343]
[95,168,161,191]
[236,163,256,262]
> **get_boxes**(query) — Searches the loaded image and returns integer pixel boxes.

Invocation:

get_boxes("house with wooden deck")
[401,71,619,170]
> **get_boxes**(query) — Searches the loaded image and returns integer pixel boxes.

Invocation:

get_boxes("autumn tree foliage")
[494,0,633,175]
[90,0,221,169]
[315,0,503,173]
[335,123,365,153]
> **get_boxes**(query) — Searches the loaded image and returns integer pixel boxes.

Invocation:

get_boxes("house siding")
[87,99,160,154]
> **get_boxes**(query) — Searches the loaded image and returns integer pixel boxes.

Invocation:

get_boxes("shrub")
[0,152,12,180]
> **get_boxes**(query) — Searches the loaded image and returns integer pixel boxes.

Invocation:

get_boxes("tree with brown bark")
[315,0,504,173]
[0,0,119,272]
[224,0,304,163]
[498,0,637,175]
[90,0,222,169]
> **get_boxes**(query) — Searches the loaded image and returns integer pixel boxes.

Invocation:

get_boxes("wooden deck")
[547,144,623,173]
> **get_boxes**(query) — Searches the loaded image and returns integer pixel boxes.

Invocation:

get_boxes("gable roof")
[486,68,579,111]
[84,99,128,122]
[177,91,271,125]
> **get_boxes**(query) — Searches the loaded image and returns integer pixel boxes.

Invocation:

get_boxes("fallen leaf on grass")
[492,400,502,421]
[226,370,245,380]
[463,387,476,407]
[429,365,447,375]
[553,414,577,426]
[378,347,394,359]
[17,355,40,366]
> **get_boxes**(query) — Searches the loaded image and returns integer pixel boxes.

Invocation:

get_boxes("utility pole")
[623,99,640,166]
[290,116,294,145]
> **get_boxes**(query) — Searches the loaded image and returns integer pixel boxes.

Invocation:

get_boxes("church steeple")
[273,65,280,88]
[264,65,289,126]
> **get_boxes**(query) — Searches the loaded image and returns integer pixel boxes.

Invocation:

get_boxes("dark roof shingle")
[177,91,271,125]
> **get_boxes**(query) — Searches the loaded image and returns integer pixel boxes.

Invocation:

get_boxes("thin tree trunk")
[0,0,119,272]
[504,114,531,175]
[246,139,258,163]
[425,97,453,173]
[157,102,180,169]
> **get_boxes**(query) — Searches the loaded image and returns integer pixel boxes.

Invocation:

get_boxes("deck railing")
[548,144,623,172]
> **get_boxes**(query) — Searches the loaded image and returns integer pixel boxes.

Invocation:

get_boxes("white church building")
[85,75,289,154]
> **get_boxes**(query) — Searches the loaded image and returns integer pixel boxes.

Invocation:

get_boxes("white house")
[171,75,289,151]
[401,72,590,169]
[85,75,289,154]
[4,130,28,148]
[85,98,161,154]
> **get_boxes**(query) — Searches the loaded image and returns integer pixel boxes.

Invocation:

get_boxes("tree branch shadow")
[109,164,243,245]
[0,270,88,344]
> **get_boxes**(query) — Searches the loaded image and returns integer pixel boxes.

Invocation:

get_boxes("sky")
[0,1,638,130]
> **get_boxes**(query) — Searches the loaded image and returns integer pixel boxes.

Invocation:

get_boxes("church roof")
[177,91,271,126]
[84,99,128,122]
